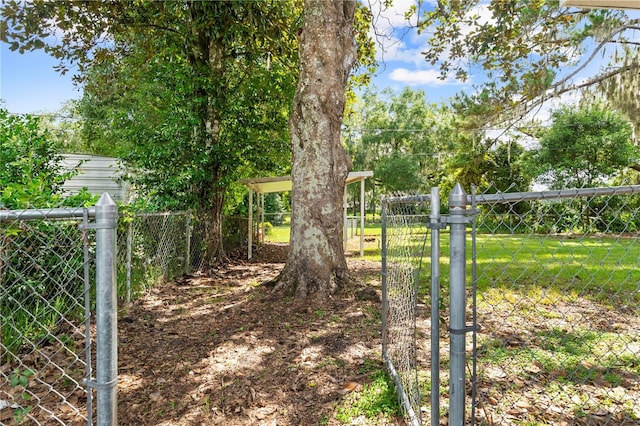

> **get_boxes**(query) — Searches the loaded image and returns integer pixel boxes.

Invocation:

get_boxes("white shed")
[61,154,129,202]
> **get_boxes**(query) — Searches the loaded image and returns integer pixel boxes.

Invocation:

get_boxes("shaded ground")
[117,243,400,425]
[7,241,638,425]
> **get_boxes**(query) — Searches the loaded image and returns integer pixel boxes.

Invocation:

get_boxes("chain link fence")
[1,208,93,425]
[382,183,640,425]
[1,202,250,425]
[381,194,431,426]
[0,196,119,426]
[116,212,250,302]
[118,212,192,302]
[472,184,640,425]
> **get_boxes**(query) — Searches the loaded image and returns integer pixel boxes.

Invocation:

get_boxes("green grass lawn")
[268,221,640,309]
[384,230,640,309]
[265,223,385,263]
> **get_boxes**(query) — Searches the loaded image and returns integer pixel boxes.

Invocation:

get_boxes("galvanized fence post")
[186,212,192,274]
[381,198,389,357]
[94,193,118,426]
[429,187,441,426]
[448,183,468,426]
[126,219,133,303]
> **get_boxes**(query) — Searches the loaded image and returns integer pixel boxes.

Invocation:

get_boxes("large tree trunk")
[272,0,357,300]
[200,185,226,269]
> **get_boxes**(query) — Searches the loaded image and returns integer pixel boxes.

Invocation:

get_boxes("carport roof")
[560,0,640,9]
[240,171,373,194]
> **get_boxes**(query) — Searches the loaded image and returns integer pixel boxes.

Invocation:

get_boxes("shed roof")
[240,171,373,194]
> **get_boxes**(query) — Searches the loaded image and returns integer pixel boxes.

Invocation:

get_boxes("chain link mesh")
[1,206,252,425]
[1,210,93,425]
[382,195,431,425]
[383,184,640,425]
[472,184,640,425]
[117,212,191,301]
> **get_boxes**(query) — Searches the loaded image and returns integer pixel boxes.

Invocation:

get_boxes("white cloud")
[388,68,459,86]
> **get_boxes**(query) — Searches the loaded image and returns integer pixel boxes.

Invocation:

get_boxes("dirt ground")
[117,243,400,425]
[7,241,637,425]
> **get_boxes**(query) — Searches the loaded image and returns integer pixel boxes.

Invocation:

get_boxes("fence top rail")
[382,194,431,205]
[473,184,640,205]
[381,184,640,208]
[0,207,95,222]
[133,210,190,218]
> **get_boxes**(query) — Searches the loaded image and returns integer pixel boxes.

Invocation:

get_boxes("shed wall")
[61,154,129,202]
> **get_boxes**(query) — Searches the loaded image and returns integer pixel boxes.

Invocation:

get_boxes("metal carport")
[240,171,373,259]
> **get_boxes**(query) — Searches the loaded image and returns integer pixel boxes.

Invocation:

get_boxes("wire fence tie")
[83,378,118,390]
[449,325,481,335]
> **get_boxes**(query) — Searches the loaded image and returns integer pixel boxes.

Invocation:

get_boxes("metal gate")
[382,183,640,425]
[1,194,118,425]
[382,184,478,426]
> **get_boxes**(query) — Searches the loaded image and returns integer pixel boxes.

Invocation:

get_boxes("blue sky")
[0,0,471,115]
[3,1,626,117]
[0,42,82,115]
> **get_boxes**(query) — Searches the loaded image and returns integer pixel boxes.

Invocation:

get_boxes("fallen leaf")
[338,381,361,395]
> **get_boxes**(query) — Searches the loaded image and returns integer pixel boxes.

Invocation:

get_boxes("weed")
[317,357,346,369]
[358,358,382,375]
[335,370,401,424]
[13,406,33,425]
[9,368,34,388]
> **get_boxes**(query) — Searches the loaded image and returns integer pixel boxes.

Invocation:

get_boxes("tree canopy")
[0,107,92,209]
[532,104,637,188]
[2,0,302,265]
[417,1,640,126]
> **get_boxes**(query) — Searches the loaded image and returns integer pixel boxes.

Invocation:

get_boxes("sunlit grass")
[333,369,402,425]
[268,222,640,309]
[411,233,640,310]
[264,225,291,243]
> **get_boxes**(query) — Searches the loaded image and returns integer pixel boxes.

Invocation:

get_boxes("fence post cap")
[96,192,116,207]
[449,183,467,209]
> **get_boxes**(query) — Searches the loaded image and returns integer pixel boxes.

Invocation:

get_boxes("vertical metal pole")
[449,183,468,426]
[430,187,441,426]
[260,193,265,244]
[470,187,478,426]
[380,199,389,355]
[248,189,253,259]
[185,212,192,274]
[82,209,93,425]
[126,220,132,303]
[95,193,118,426]
[343,187,348,248]
[360,179,365,257]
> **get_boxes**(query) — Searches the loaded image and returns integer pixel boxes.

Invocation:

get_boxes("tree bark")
[272,0,357,300]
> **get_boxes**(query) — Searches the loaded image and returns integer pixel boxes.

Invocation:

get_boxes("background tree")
[2,0,299,267]
[271,0,358,300]
[0,108,90,209]
[531,104,637,189]
[599,50,640,142]
[418,2,640,127]
[485,140,533,193]
[344,87,453,204]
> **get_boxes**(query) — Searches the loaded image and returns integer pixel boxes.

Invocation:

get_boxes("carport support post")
[449,183,468,426]
[95,193,118,426]
[343,187,348,248]
[360,178,365,257]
